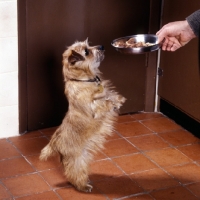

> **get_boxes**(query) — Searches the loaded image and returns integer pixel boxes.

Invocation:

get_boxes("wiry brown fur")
[40,39,126,192]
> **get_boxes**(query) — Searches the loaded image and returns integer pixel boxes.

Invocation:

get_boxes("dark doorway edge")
[160,99,200,138]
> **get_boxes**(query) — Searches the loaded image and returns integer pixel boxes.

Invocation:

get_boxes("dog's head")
[62,39,104,81]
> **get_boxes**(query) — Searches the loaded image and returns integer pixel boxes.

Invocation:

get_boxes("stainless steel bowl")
[111,34,161,54]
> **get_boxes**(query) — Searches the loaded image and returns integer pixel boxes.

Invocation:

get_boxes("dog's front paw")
[118,95,126,104]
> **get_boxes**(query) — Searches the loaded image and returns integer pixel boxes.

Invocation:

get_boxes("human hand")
[156,20,196,51]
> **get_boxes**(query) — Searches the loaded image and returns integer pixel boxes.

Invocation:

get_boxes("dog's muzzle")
[95,45,105,62]
[97,45,104,51]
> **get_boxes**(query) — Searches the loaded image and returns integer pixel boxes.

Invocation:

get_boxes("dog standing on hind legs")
[40,39,126,192]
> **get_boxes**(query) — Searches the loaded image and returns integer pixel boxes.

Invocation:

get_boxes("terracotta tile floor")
[0,112,200,200]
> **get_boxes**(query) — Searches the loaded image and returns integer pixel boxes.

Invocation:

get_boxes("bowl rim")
[111,34,161,54]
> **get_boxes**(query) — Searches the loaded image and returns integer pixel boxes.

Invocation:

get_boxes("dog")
[40,39,126,192]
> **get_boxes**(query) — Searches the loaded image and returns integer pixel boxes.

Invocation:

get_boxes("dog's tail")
[39,144,55,161]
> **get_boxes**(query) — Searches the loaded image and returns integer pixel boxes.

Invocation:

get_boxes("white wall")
[0,0,19,138]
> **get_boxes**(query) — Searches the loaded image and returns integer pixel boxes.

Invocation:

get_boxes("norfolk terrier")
[40,39,126,192]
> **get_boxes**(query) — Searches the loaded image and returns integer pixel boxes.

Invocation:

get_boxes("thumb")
[156,31,165,44]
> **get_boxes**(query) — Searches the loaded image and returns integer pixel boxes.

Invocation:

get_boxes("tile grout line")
[13,191,52,200]
[0,138,27,199]
[182,181,200,199]
[111,117,166,200]
[134,121,200,164]
[1,114,199,199]
[0,179,14,199]
[113,118,200,198]
[21,142,109,199]
[3,134,109,199]
[23,155,72,200]
[90,132,148,198]
[38,130,52,141]
[103,144,150,197]
[17,156,64,200]
[114,192,156,200]
[4,137,64,199]
[135,117,200,176]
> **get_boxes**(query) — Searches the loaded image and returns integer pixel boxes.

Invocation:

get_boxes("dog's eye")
[85,48,89,56]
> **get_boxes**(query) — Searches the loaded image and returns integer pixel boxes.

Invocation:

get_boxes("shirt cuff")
[186,10,200,37]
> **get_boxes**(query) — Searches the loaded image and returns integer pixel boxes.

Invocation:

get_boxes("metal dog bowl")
[111,34,161,54]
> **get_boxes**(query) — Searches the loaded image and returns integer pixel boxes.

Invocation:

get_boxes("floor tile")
[93,176,142,199]
[0,139,21,160]
[0,183,11,199]
[158,130,200,147]
[9,131,42,141]
[93,151,108,161]
[141,117,181,133]
[132,112,163,121]
[40,127,58,135]
[0,112,199,200]
[177,144,200,161]
[150,186,198,200]
[103,138,138,157]
[2,174,51,197]
[15,191,60,200]
[127,134,169,151]
[116,122,152,137]
[144,148,191,167]
[186,182,200,198]
[112,154,157,174]
[117,114,136,123]
[56,187,107,200]
[121,194,154,200]
[165,163,200,184]
[90,159,124,181]
[39,168,70,188]
[10,137,49,156]
[0,157,35,179]
[107,131,122,140]
[197,161,200,166]
[25,154,61,171]
[130,168,180,192]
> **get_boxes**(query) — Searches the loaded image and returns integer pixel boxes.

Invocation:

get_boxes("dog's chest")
[97,84,104,93]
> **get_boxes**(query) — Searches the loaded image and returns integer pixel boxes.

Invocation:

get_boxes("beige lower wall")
[0,0,19,138]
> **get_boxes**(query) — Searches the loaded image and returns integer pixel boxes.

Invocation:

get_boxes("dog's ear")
[68,50,85,65]
[84,38,89,45]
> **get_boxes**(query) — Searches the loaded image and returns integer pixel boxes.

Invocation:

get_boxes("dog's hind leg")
[62,153,93,192]
[40,127,62,161]
[39,144,56,161]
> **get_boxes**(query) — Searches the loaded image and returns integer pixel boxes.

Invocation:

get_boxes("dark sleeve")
[186,10,200,37]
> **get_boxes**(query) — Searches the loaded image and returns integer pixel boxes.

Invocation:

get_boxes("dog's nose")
[97,45,104,51]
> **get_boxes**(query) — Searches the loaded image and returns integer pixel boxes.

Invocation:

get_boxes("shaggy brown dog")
[40,39,126,192]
